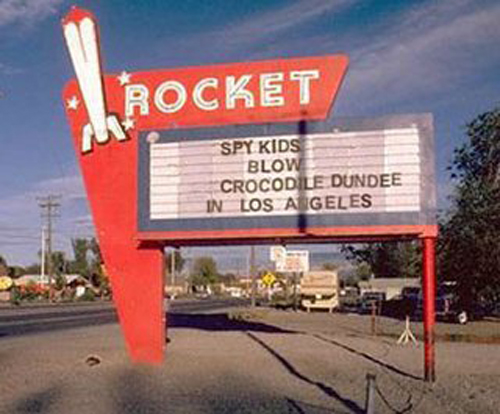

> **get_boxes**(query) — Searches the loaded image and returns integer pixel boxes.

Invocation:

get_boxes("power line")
[0,234,40,240]
[0,241,40,246]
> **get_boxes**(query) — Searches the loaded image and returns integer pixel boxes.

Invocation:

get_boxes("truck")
[300,271,340,312]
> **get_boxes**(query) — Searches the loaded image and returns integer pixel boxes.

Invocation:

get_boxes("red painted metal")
[61,5,95,25]
[64,91,166,361]
[138,224,439,243]
[422,237,437,382]
[64,55,349,140]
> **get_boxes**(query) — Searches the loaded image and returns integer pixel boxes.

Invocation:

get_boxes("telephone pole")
[250,245,257,307]
[38,195,61,296]
[41,226,46,283]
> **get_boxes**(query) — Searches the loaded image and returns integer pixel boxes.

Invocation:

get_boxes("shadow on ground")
[11,385,62,414]
[169,312,421,380]
[168,312,295,334]
[247,332,365,414]
[309,333,422,381]
[109,367,331,414]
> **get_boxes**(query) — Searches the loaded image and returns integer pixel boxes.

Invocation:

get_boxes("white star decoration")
[67,95,80,110]
[122,117,135,131]
[118,71,131,86]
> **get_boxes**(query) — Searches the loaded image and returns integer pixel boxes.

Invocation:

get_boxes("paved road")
[0,298,248,338]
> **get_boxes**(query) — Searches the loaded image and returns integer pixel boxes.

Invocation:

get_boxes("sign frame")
[137,113,437,244]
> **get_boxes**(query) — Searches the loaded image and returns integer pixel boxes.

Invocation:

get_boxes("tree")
[191,256,219,287]
[8,266,24,278]
[48,251,68,291]
[165,249,185,274]
[354,262,372,281]
[24,263,41,275]
[67,237,107,287]
[88,237,106,288]
[51,251,67,276]
[0,255,8,276]
[341,241,421,279]
[439,107,500,305]
[219,272,237,286]
[321,262,338,271]
[70,238,89,278]
[88,237,102,266]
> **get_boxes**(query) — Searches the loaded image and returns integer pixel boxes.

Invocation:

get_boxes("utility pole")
[171,248,176,286]
[40,226,46,283]
[250,245,256,307]
[38,195,61,298]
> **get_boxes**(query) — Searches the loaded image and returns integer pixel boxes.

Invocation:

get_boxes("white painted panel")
[148,127,425,220]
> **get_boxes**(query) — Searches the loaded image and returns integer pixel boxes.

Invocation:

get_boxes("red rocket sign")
[62,7,348,363]
[62,9,348,153]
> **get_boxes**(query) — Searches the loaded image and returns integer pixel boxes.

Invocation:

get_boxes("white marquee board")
[138,115,436,236]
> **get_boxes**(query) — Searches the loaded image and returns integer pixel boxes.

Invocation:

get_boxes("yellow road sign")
[262,272,276,287]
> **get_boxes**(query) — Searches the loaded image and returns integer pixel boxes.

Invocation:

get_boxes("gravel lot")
[1,305,499,413]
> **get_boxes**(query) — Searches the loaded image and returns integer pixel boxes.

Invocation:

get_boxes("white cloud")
[0,0,65,28]
[0,62,22,75]
[216,0,353,48]
[340,1,500,109]
[164,0,355,62]
[34,174,86,201]
[0,172,87,263]
[188,0,499,113]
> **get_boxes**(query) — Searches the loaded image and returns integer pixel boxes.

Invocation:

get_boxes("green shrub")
[78,288,96,302]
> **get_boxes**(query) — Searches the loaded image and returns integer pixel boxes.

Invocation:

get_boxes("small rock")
[85,355,102,367]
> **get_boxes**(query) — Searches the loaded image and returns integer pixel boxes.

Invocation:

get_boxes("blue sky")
[0,0,499,266]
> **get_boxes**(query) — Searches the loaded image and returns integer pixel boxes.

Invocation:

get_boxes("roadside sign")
[137,116,436,238]
[270,246,286,263]
[262,272,276,287]
[276,250,309,273]
[61,6,438,371]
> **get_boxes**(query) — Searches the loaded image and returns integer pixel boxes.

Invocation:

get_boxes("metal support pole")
[365,373,376,414]
[292,272,298,311]
[422,237,436,382]
[371,301,377,336]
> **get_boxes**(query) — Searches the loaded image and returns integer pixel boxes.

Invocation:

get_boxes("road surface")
[0,298,247,338]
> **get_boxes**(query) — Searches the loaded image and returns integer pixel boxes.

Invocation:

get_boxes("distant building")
[14,274,87,287]
[14,274,50,286]
[358,278,420,300]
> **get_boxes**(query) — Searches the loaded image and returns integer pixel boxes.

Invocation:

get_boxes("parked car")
[401,286,421,302]
[416,283,486,324]
[339,286,361,312]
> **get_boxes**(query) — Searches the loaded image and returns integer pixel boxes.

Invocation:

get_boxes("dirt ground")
[239,308,500,342]
[0,306,499,413]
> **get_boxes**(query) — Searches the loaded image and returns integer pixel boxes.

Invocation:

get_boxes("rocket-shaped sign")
[62,7,126,153]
